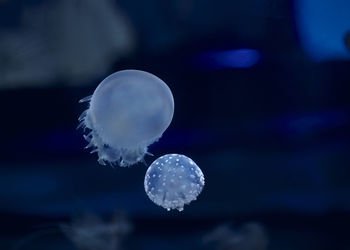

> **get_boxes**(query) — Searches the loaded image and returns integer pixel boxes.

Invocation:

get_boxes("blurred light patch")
[192,49,260,70]
[273,110,349,135]
[295,0,350,61]
[0,0,135,88]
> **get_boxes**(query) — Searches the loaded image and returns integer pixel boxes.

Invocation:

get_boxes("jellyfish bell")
[78,70,174,167]
[144,154,205,211]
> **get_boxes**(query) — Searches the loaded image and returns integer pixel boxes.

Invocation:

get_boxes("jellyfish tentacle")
[85,141,94,149]
[98,158,106,166]
[76,122,85,130]
[141,158,148,166]
[79,95,92,103]
[78,110,87,121]
[90,149,98,154]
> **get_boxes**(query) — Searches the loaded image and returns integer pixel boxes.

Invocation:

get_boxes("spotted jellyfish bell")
[78,70,174,167]
[144,154,205,211]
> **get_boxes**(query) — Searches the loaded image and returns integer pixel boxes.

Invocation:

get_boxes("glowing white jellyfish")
[144,154,205,211]
[78,70,174,167]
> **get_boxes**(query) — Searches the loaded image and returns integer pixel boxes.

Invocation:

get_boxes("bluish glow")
[266,110,349,135]
[193,49,260,70]
[261,192,330,213]
[282,111,348,134]
[295,0,350,61]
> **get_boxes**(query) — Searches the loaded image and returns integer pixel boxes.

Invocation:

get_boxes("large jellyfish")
[144,154,205,211]
[78,70,174,167]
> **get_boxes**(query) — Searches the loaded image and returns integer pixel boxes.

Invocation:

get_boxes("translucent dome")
[78,70,174,166]
[144,154,205,211]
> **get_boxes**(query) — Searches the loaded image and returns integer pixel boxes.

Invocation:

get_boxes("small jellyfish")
[78,70,174,167]
[144,154,205,211]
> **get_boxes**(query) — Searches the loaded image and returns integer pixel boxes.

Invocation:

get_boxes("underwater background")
[0,0,350,249]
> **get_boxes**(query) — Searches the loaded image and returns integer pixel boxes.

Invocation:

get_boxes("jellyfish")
[78,70,174,167]
[144,154,205,211]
